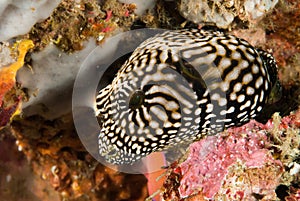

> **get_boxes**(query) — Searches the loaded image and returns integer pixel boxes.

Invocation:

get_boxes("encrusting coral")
[162,111,300,201]
[0,39,34,128]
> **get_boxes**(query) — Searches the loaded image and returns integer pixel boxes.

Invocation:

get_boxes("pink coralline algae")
[177,120,284,200]
[161,110,300,201]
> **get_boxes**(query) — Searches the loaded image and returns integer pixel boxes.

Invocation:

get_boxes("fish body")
[95,29,278,165]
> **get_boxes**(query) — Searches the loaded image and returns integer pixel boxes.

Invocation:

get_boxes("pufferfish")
[95,29,279,165]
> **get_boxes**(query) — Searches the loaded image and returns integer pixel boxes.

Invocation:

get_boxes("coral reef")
[118,0,155,15]
[10,114,148,201]
[29,0,136,52]
[254,0,300,121]
[262,0,300,86]
[0,39,34,128]
[178,0,278,28]
[178,121,283,199]
[0,130,59,201]
[0,0,299,201]
[162,111,300,200]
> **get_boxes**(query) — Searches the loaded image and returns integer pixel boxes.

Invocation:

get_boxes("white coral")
[244,0,278,20]
[178,0,278,28]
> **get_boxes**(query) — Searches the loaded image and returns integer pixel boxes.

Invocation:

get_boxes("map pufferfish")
[95,29,279,165]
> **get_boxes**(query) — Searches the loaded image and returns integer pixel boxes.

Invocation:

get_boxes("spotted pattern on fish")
[95,29,278,164]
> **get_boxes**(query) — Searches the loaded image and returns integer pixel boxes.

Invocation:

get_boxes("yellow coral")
[0,39,34,98]
[0,39,34,128]
[7,39,34,76]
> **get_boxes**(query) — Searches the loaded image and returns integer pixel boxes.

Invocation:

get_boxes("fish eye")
[129,90,145,110]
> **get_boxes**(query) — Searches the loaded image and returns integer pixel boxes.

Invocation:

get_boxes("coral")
[0,40,33,101]
[0,131,59,201]
[243,0,278,21]
[29,0,104,52]
[0,39,33,128]
[162,110,300,200]
[262,0,300,87]
[178,0,278,28]
[178,121,282,199]
[215,162,282,200]
[100,0,136,32]
[118,0,155,15]
[10,114,148,201]
[29,0,136,52]
[140,0,185,29]
[179,0,236,28]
